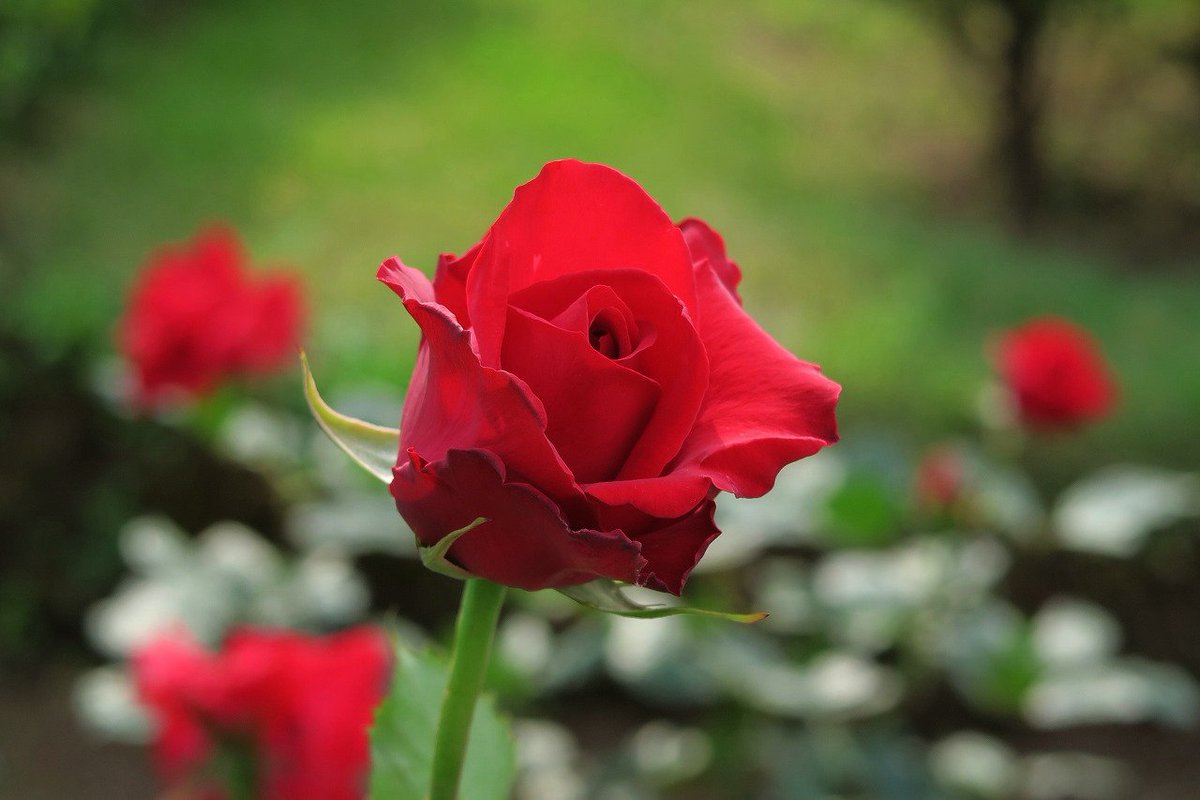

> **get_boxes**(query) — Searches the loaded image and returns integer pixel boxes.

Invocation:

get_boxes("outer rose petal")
[432,240,484,325]
[377,258,581,505]
[465,160,698,366]
[678,217,742,302]
[670,258,841,498]
[630,499,721,595]
[392,448,644,590]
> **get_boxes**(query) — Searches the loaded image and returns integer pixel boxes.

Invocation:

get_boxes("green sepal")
[300,351,400,483]
[418,517,488,580]
[557,579,768,623]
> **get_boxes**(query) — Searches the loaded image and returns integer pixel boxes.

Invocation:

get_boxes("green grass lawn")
[3,0,1198,468]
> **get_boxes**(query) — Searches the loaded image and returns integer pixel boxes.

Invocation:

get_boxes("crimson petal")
[502,305,660,484]
[376,257,580,505]
[511,269,708,482]
[466,160,697,366]
[631,499,721,596]
[669,259,841,497]
[392,448,644,591]
[678,217,743,303]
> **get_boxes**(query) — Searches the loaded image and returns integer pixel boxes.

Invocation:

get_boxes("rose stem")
[428,578,507,800]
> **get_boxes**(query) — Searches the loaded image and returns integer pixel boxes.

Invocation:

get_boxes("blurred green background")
[2,0,1199,798]
[4,0,1199,464]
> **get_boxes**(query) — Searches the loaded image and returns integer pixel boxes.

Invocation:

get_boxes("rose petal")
[392,448,644,591]
[670,259,840,497]
[465,160,697,366]
[511,269,709,481]
[502,306,661,484]
[582,473,714,520]
[631,499,721,596]
[378,256,437,305]
[377,258,581,505]
[432,240,484,325]
[678,217,743,303]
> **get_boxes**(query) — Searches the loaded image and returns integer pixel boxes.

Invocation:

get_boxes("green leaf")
[418,517,487,580]
[557,579,767,623]
[300,351,400,483]
[823,472,904,547]
[370,642,515,800]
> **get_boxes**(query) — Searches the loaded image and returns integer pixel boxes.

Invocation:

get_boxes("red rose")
[133,626,389,800]
[379,160,839,594]
[914,445,966,510]
[119,226,305,408]
[994,316,1117,430]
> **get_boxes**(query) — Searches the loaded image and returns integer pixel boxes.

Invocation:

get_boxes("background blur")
[2,1,1199,798]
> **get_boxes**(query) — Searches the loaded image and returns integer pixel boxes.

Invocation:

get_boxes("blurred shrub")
[0,0,205,133]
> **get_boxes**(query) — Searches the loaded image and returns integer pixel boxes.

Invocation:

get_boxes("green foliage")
[369,643,515,800]
[824,473,906,547]
[1,0,116,125]
[5,0,1200,472]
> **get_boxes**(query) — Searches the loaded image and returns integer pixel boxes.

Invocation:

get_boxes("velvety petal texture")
[393,448,644,591]
[379,160,840,595]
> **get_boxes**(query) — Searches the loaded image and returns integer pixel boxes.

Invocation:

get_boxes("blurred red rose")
[914,445,966,510]
[119,227,304,408]
[380,160,840,594]
[994,316,1117,430]
[133,626,389,800]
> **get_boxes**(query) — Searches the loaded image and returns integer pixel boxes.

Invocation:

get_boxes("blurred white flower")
[217,402,304,467]
[1024,659,1200,729]
[289,493,413,555]
[630,721,712,785]
[499,613,554,678]
[930,731,1018,799]
[118,516,189,574]
[1054,466,1200,556]
[513,720,585,800]
[1031,597,1121,668]
[752,559,815,633]
[85,579,188,659]
[74,667,152,744]
[197,521,282,589]
[287,550,370,625]
[84,515,372,659]
[605,616,685,682]
[699,452,846,574]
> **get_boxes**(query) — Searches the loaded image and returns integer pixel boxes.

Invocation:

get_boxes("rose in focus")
[994,316,1117,430]
[380,160,840,594]
[133,626,389,800]
[120,226,304,408]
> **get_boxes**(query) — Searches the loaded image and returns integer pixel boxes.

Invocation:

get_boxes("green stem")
[428,578,507,800]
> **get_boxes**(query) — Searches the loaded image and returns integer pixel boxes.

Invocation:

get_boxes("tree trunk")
[997,0,1048,232]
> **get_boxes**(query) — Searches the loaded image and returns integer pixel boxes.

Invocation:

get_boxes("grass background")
[3,0,1198,469]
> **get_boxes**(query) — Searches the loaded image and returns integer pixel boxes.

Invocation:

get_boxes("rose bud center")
[587,306,632,359]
